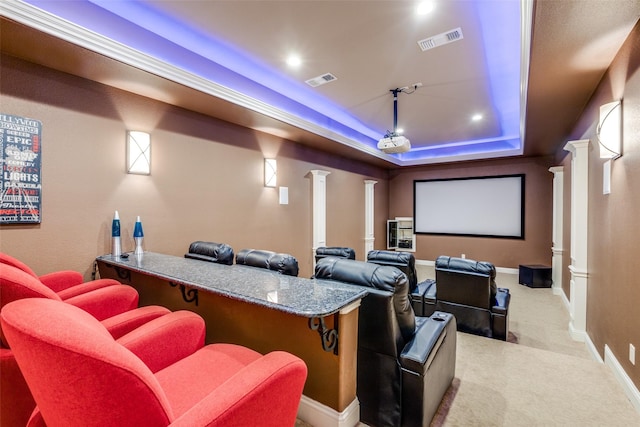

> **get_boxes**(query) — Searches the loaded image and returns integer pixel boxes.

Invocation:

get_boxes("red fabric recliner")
[0,251,120,299]
[0,264,172,427]
[2,298,308,427]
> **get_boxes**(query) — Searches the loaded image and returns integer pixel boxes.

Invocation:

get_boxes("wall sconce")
[127,131,151,175]
[597,100,622,159]
[264,158,277,187]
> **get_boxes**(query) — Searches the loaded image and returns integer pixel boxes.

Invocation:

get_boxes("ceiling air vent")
[305,73,338,88]
[417,27,464,52]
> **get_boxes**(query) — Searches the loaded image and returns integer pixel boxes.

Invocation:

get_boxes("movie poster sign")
[0,113,42,224]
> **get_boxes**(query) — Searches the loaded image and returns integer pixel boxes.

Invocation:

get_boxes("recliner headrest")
[267,253,300,277]
[314,257,405,292]
[185,241,234,265]
[236,249,299,277]
[0,252,38,278]
[0,264,63,347]
[435,255,496,279]
[315,247,356,261]
[367,250,414,267]
[314,257,416,343]
[366,250,417,290]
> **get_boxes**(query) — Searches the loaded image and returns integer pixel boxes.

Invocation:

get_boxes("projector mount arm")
[383,88,403,138]
[384,84,421,138]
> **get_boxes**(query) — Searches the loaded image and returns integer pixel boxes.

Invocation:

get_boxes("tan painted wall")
[557,21,640,389]
[387,156,555,269]
[0,55,388,279]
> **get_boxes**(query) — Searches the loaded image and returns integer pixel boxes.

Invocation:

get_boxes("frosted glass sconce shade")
[127,131,151,174]
[597,100,622,159]
[264,158,277,187]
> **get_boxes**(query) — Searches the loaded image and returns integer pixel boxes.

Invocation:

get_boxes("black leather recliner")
[434,255,510,340]
[314,246,356,263]
[314,257,456,427]
[184,241,234,265]
[235,248,299,277]
[366,250,436,317]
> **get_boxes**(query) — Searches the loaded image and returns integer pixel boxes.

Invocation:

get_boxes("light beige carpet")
[427,268,639,426]
[297,268,640,426]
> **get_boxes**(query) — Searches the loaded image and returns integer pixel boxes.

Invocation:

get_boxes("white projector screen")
[413,174,525,239]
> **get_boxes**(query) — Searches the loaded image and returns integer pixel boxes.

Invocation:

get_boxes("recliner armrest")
[417,279,436,303]
[116,311,206,373]
[56,278,122,300]
[492,288,510,315]
[65,285,139,321]
[400,312,453,375]
[169,351,307,427]
[101,305,171,339]
[38,270,83,292]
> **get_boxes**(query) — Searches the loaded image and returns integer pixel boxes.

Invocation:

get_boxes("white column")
[309,170,331,266]
[563,140,589,341]
[549,166,564,295]
[364,180,377,257]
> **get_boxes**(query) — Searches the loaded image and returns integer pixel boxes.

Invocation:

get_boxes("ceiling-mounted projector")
[379,86,415,154]
[378,133,411,153]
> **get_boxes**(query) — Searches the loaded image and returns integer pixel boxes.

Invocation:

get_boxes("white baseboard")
[558,287,570,312]
[415,259,434,267]
[297,395,360,427]
[568,320,587,342]
[496,266,519,275]
[604,345,640,413]
[585,333,604,363]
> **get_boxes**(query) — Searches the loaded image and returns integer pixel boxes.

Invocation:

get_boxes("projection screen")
[413,174,525,239]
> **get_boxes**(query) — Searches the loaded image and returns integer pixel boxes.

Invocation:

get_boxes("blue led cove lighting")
[23,0,524,164]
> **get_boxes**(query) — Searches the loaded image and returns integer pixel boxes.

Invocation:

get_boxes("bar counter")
[96,252,366,317]
[96,251,366,426]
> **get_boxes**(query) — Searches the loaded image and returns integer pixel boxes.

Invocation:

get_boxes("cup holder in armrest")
[432,314,447,322]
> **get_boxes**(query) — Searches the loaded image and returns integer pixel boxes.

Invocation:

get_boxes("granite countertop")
[96,252,367,317]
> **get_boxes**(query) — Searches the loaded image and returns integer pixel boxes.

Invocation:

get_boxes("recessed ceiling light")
[472,114,483,122]
[286,54,302,68]
[417,2,435,15]
[396,128,405,134]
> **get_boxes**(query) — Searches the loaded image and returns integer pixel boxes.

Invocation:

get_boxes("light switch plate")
[603,159,612,194]
[279,187,289,205]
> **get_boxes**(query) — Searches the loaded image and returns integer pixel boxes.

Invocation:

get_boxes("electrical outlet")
[461,253,466,259]
[630,344,636,365]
